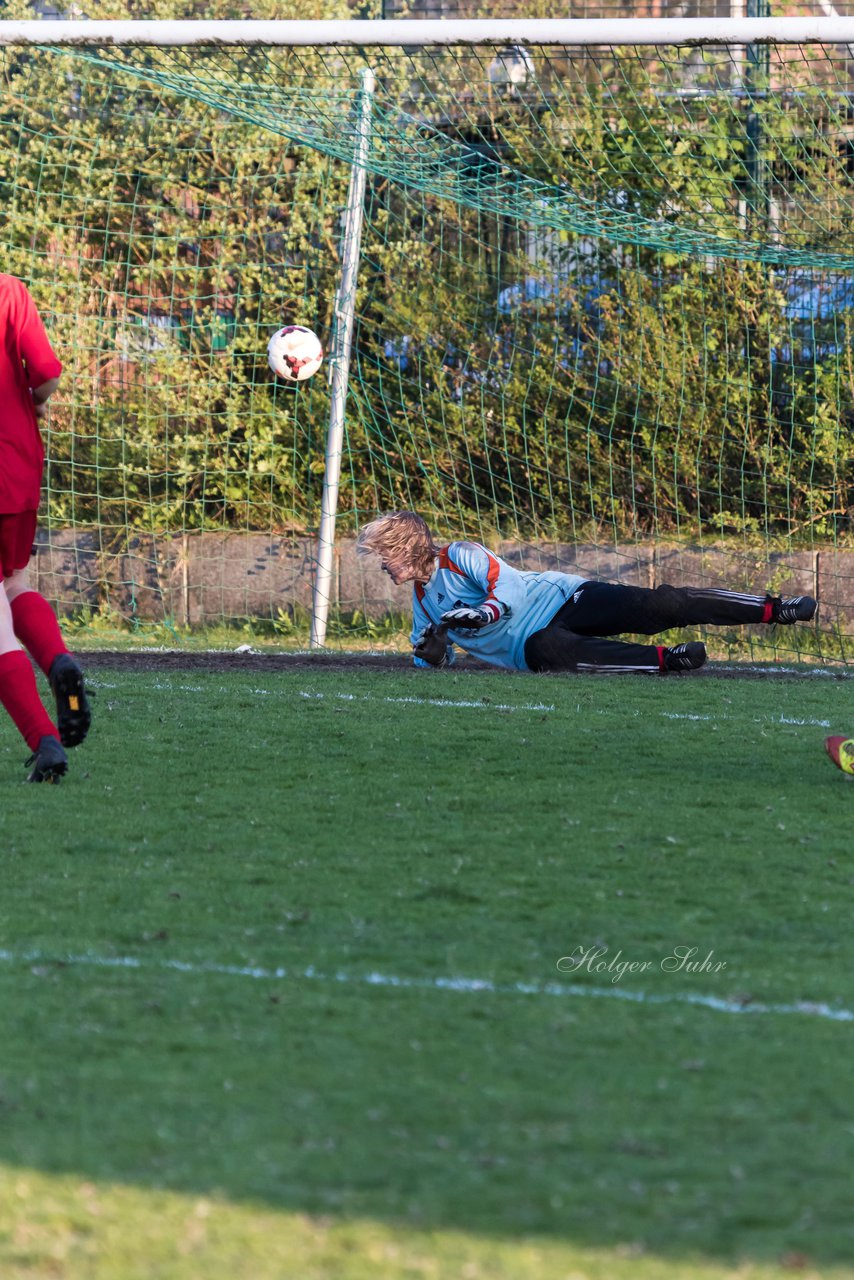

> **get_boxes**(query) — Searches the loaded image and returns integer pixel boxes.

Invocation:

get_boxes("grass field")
[0,658,852,1280]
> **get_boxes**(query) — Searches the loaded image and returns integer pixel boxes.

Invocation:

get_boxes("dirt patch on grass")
[77,650,853,680]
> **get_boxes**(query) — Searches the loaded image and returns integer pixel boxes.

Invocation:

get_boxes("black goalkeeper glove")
[413,623,451,667]
[440,605,493,631]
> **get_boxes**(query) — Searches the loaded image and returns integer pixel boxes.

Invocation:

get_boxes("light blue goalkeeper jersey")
[410,541,586,671]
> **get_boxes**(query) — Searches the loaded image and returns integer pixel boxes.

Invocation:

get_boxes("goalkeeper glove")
[413,624,452,667]
[440,605,495,631]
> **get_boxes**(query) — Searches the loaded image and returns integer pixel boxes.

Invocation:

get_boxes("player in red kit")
[0,274,91,782]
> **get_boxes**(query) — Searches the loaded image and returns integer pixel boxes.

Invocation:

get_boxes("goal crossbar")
[2,17,854,47]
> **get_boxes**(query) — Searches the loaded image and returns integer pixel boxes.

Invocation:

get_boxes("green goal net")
[1,18,852,660]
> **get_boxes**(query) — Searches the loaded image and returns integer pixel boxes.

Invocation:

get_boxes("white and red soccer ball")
[267,325,323,382]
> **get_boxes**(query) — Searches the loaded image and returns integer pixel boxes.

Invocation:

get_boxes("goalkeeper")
[357,511,817,674]
[0,274,92,782]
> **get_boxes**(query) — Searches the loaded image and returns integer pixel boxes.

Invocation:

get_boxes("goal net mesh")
[2,31,852,658]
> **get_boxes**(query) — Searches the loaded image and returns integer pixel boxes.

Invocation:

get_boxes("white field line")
[738,664,854,678]
[1,947,851,1024]
[94,680,840,730]
[662,711,832,727]
[100,681,557,713]
[297,690,557,712]
[661,712,712,721]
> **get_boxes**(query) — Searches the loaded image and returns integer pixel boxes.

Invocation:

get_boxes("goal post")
[2,17,854,44]
[0,19,851,661]
[311,65,375,650]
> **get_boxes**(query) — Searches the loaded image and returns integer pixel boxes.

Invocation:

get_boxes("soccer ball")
[825,735,854,775]
[267,325,323,382]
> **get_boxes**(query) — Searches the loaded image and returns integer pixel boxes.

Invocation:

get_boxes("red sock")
[10,591,69,677]
[0,650,58,750]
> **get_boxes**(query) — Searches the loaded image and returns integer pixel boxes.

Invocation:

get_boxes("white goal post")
[1,18,854,46]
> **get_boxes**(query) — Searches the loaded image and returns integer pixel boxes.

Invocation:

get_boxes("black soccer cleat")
[772,595,817,625]
[25,735,68,784]
[49,653,92,748]
[663,641,707,673]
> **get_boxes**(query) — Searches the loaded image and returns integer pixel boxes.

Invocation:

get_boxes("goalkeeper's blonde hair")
[357,511,439,577]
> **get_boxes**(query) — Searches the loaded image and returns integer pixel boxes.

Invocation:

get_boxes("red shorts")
[0,511,37,581]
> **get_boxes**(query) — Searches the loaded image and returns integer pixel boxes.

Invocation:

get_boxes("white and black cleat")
[663,641,707,673]
[773,596,817,625]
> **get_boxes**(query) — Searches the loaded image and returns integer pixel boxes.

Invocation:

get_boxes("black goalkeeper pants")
[524,580,774,673]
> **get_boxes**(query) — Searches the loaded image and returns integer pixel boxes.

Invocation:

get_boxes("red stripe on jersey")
[439,544,505,622]
[440,544,502,597]
[483,549,504,616]
[761,598,774,623]
[484,550,501,596]
[439,546,465,575]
